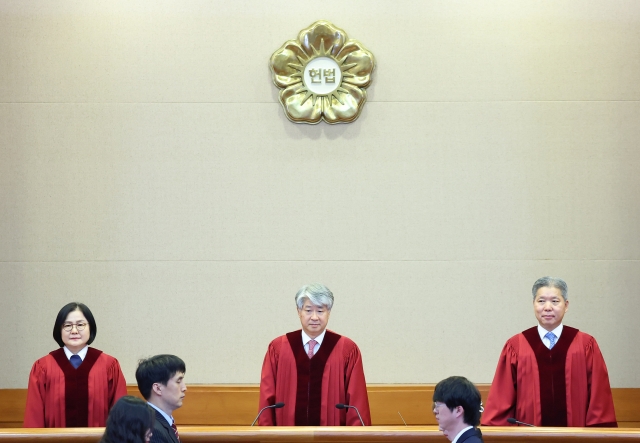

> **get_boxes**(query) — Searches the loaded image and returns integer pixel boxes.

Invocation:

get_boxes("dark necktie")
[70,355,82,369]
[171,422,180,442]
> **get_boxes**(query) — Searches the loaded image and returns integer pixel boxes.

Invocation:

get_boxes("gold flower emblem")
[269,20,375,125]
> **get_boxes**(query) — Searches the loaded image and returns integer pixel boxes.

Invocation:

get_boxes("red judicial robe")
[482,326,617,427]
[258,329,371,426]
[24,347,127,427]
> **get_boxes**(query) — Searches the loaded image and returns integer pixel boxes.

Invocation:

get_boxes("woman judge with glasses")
[24,302,127,427]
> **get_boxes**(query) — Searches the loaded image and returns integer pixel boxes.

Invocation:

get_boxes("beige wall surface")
[1,1,639,389]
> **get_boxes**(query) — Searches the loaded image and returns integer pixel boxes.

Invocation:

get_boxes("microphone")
[336,403,365,426]
[251,402,285,426]
[507,417,536,427]
[397,411,408,426]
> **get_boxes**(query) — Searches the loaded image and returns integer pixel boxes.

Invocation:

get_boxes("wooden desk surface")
[1,426,639,443]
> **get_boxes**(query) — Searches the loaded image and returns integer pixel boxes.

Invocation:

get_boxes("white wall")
[1,1,639,388]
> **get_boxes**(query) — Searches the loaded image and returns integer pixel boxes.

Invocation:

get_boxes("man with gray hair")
[258,283,371,426]
[482,277,617,427]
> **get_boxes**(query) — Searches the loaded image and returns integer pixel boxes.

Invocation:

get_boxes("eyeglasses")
[62,322,87,332]
[433,402,446,411]
[432,401,485,413]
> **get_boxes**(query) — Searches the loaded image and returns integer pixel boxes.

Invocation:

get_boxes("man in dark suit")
[135,355,187,443]
[433,376,484,443]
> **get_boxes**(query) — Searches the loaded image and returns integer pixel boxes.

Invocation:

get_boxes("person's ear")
[152,382,163,396]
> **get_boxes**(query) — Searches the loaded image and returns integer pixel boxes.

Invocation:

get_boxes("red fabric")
[481,328,617,427]
[24,348,127,427]
[50,348,103,427]
[258,330,371,426]
[307,340,317,359]
[522,326,579,426]
[171,422,181,442]
[288,330,341,425]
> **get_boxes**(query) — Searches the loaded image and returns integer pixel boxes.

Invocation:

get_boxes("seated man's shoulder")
[460,428,483,443]
[150,417,174,443]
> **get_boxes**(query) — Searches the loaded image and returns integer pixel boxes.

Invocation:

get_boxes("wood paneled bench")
[1,385,639,428]
[1,426,640,443]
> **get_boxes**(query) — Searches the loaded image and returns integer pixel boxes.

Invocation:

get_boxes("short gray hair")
[295,283,334,310]
[532,276,568,301]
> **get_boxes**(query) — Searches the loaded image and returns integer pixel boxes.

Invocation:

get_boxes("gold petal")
[322,83,366,124]
[336,41,375,87]
[280,85,323,124]
[269,40,308,88]
[298,20,347,58]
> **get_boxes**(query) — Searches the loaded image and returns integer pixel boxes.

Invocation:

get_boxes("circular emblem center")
[302,57,342,95]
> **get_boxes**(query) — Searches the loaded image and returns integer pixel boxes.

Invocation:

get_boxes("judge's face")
[298,300,330,339]
[61,309,90,354]
[534,286,569,332]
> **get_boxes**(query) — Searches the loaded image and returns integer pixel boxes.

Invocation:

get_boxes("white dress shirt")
[537,324,563,349]
[63,345,88,360]
[302,329,326,355]
[451,426,473,443]
[148,401,175,426]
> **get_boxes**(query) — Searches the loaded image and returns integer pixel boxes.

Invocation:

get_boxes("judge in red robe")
[482,277,617,427]
[24,302,127,428]
[258,283,371,426]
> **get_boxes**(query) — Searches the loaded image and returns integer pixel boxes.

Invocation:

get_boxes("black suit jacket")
[457,427,483,443]
[150,409,180,443]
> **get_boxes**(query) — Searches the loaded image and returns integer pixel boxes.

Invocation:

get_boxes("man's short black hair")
[433,376,482,427]
[52,302,97,347]
[135,354,186,400]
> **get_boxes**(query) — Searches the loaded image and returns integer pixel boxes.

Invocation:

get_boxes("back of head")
[101,396,154,443]
[136,354,186,400]
[295,283,334,310]
[433,376,482,427]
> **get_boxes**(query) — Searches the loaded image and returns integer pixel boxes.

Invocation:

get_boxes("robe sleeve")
[343,342,371,426]
[584,337,617,427]
[258,341,279,426]
[107,357,128,408]
[24,360,46,427]
[481,339,518,426]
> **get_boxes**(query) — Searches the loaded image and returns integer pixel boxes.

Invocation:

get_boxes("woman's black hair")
[52,302,97,347]
[100,396,154,443]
